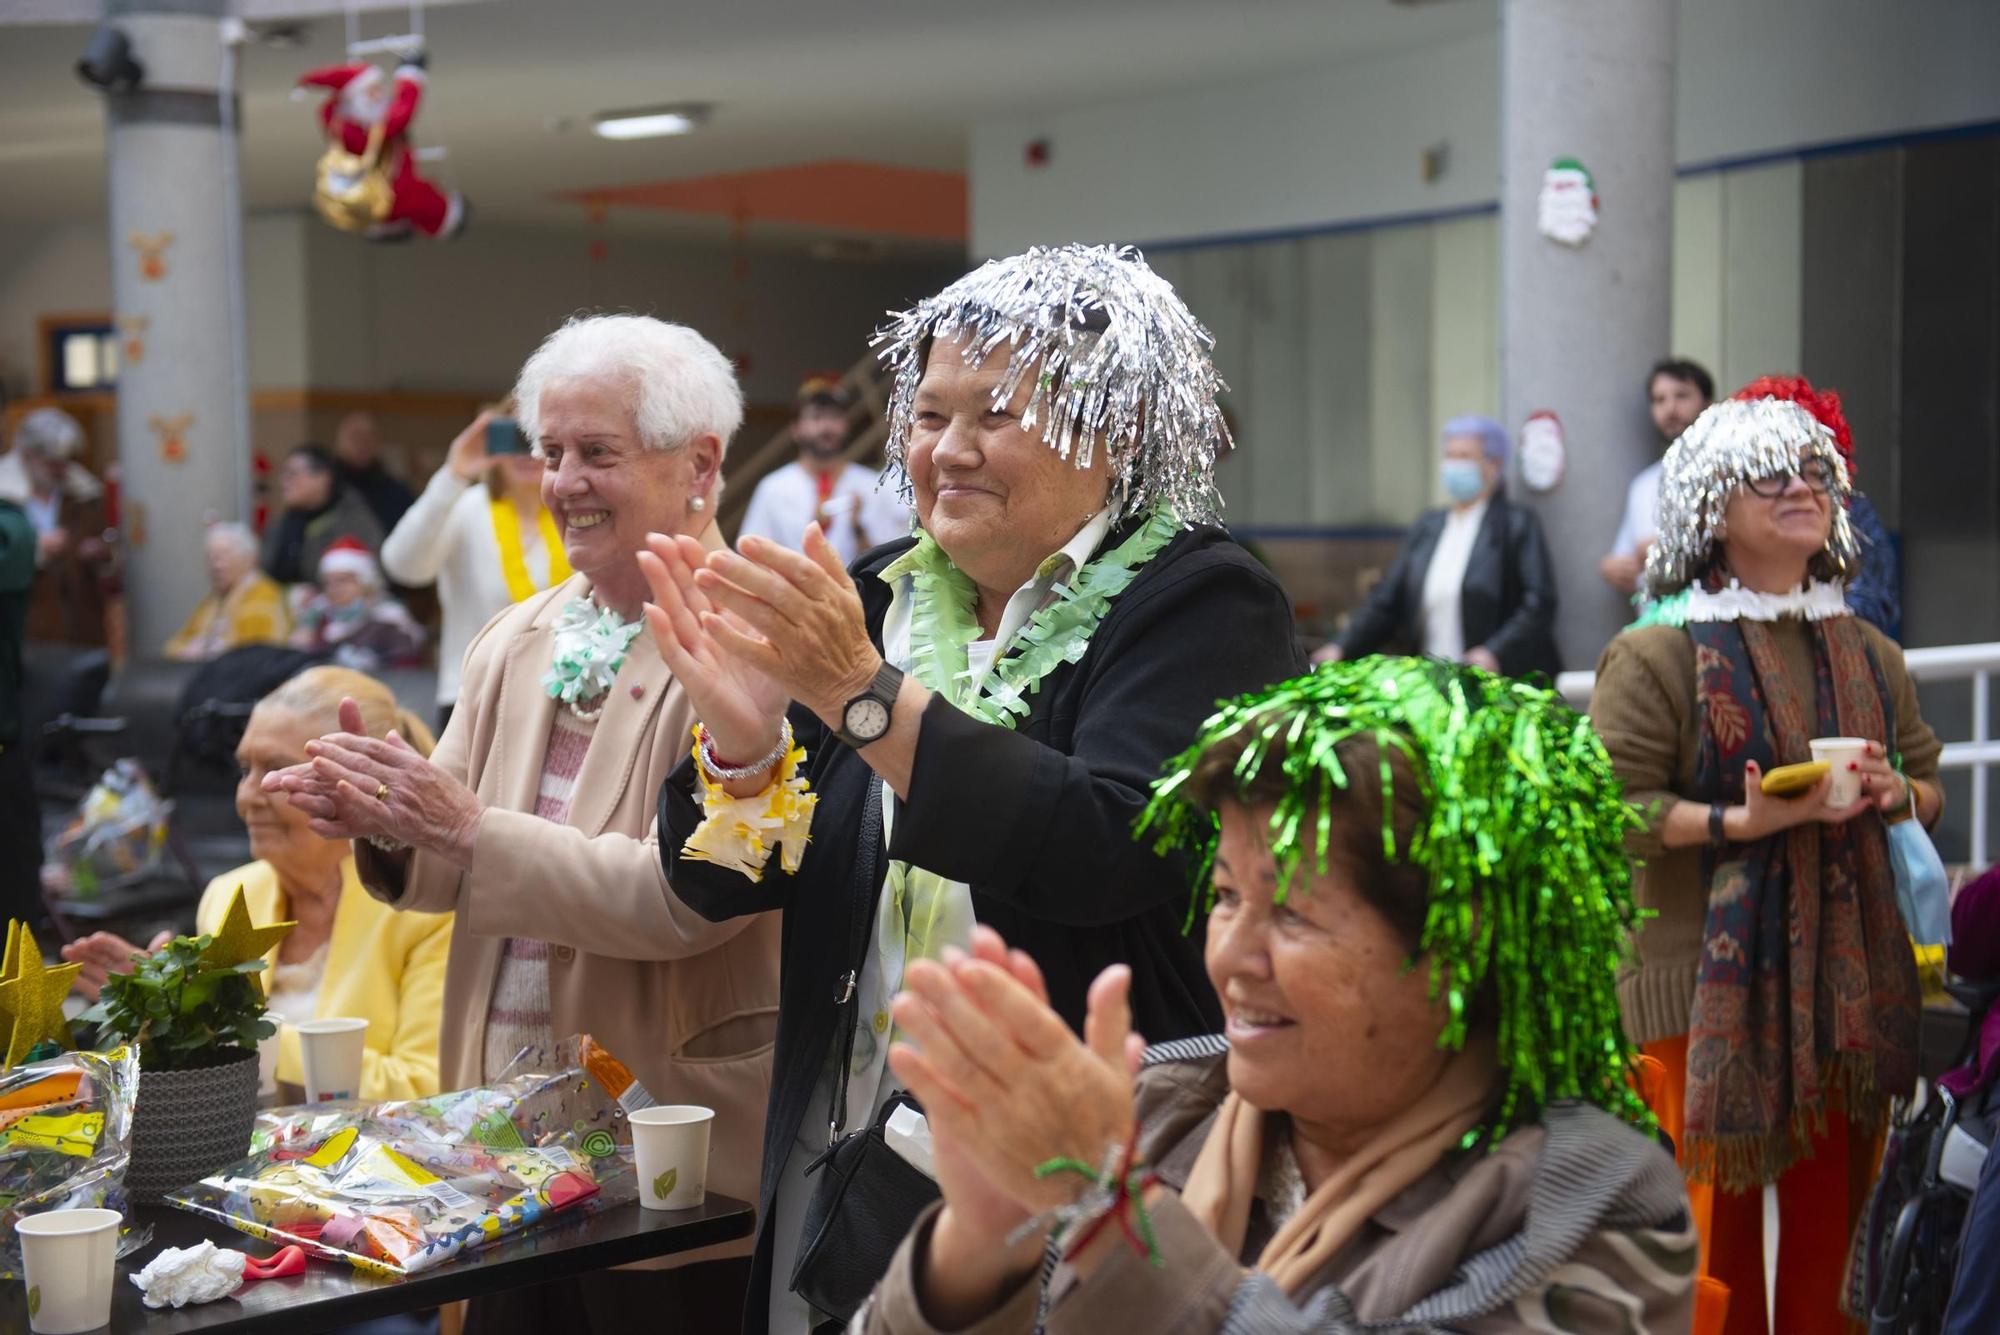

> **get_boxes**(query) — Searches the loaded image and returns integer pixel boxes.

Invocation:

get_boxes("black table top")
[0,1196,753,1334]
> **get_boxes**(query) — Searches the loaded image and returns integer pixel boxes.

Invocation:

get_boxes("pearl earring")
[689,495,707,514]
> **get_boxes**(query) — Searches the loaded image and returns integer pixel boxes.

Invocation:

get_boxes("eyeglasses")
[1744,458,1835,498]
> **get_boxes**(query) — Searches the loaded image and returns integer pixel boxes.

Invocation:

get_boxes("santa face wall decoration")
[1536,158,1597,247]
[1518,410,1567,492]
[129,232,174,281]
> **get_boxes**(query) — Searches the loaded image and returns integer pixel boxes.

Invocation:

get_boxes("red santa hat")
[318,537,382,585]
[1733,374,1856,478]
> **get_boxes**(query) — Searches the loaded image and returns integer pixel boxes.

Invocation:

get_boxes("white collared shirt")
[1609,461,1663,558]
[963,507,1117,681]
[1421,499,1487,660]
[767,506,1120,1335]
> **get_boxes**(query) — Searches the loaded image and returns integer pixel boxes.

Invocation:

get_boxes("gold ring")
[375,782,390,803]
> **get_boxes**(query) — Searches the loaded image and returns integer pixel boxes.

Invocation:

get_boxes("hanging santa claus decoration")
[297,52,466,241]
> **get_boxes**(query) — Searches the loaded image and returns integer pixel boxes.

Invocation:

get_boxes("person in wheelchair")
[1941,865,2000,1333]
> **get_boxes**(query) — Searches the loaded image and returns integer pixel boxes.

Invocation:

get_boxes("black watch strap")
[1709,801,1729,848]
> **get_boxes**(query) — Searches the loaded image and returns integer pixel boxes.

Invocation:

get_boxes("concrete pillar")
[101,0,251,658]
[1500,0,1677,669]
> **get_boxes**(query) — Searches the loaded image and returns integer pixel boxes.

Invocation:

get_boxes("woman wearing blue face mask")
[1316,415,1561,677]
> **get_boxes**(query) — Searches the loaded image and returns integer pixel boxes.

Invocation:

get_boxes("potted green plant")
[81,894,289,1201]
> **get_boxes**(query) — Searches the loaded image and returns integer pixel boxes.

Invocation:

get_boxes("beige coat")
[356,573,782,1265]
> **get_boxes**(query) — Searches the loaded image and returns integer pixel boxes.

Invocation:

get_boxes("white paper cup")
[16,1208,120,1335]
[295,1017,369,1103]
[1809,737,1871,807]
[630,1105,713,1211]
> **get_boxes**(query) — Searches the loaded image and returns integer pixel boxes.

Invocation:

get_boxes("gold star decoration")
[198,885,298,987]
[0,925,81,1069]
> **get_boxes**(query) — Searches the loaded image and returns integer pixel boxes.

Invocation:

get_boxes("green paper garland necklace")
[542,597,643,721]
[883,508,1177,728]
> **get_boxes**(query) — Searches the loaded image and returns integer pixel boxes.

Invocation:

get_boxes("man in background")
[1599,357,1714,597]
[332,411,415,532]
[737,374,908,564]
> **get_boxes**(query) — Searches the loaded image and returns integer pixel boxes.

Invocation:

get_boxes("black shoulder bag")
[788,778,941,1322]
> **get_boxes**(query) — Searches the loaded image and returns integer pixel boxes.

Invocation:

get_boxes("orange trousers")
[1641,1034,1881,1335]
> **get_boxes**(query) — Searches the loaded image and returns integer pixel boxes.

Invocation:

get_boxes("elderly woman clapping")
[264,315,780,1333]
[643,245,1305,1333]
[855,660,1696,1334]
[66,667,448,1102]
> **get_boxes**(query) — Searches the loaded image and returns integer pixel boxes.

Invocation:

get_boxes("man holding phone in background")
[381,405,569,731]
[736,374,909,563]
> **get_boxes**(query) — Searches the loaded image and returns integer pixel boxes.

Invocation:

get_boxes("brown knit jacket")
[1589,619,1942,1045]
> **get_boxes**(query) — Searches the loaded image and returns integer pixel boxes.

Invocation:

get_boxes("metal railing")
[1557,641,1999,870]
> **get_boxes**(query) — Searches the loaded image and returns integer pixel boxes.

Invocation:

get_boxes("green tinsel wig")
[1138,656,1653,1141]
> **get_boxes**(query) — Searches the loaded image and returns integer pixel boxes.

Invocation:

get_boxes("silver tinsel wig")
[1642,396,1858,599]
[874,244,1227,524]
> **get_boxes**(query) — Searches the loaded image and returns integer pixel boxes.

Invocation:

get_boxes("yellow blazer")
[198,858,453,1100]
[166,573,292,658]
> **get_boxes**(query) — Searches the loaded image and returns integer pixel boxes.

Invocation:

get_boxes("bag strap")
[825,775,887,1146]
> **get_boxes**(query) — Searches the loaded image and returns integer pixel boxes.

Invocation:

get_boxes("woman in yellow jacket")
[67,666,451,1101]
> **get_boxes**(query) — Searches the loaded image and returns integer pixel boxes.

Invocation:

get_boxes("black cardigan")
[1336,493,1561,678]
[658,519,1303,1331]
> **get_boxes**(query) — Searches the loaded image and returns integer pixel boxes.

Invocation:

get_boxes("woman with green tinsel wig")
[852,658,1696,1335]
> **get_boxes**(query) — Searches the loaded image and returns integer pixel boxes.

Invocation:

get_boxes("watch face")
[845,697,891,741]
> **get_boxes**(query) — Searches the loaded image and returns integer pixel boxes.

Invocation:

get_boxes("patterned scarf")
[1685,612,1918,1190]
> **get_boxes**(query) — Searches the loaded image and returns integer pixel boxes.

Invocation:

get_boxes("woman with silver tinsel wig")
[1589,395,1943,1335]
[641,245,1305,1333]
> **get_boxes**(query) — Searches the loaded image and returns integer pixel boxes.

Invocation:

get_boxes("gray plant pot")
[125,1047,260,1203]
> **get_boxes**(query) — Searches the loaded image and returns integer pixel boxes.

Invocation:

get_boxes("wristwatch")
[835,663,905,749]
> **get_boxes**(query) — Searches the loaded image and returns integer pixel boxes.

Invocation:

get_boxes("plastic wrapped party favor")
[0,1046,144,1279]
[41,760,172,899]
[171,1036,646,1278]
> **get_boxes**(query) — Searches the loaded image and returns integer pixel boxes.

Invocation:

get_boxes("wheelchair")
[1865,977,2000,1334]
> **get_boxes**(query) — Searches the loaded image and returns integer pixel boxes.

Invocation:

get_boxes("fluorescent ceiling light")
[593,105,711,140]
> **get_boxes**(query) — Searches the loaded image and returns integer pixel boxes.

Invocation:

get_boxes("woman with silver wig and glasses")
[1590,391,1943,1335]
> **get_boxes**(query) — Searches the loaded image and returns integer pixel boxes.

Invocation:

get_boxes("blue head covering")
[1442,414,1509,464]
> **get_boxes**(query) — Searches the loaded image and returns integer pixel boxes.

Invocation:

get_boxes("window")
[40,316,118,394]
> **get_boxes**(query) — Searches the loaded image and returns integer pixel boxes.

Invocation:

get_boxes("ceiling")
[0,0,1498,251]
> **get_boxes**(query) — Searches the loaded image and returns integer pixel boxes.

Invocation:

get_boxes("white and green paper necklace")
[542,597,643,721]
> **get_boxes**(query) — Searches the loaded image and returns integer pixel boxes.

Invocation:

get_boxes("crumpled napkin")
[130,1240,248,1309]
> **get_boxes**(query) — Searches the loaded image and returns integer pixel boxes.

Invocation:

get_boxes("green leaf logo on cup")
[653,1168,677,1201]
[26,1287,38,1318]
